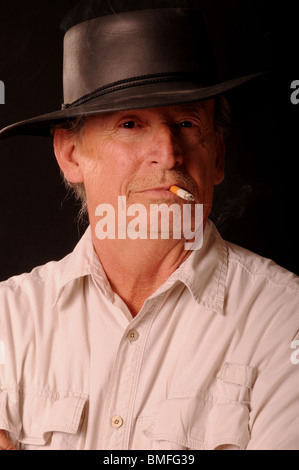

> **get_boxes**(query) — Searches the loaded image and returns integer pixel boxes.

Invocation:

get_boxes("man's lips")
[134,187,178,198]
[137,186,172,192]
[135,185,195,197]
[128,178,198,201]
[135,184,189,193]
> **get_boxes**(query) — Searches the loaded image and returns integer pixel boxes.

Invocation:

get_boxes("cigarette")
[169,185,195,201]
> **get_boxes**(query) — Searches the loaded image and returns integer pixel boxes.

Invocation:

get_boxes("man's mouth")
[135,185,195,202]
[135,187,177,198]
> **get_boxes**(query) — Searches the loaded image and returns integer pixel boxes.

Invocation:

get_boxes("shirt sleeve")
[247,329,299,450]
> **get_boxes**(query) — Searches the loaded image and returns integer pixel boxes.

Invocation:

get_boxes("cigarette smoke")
[210,180,273,233]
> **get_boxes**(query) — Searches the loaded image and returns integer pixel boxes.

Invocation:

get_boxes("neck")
[92,236,191,317]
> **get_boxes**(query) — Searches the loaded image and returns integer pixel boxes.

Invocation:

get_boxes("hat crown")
[63,8,217,106]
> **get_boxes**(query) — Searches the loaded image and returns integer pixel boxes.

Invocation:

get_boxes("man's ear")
[214,133,225,186]
[53,129,84,183]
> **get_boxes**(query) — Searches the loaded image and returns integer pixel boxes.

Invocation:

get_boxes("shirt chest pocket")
[135,362,259,450]
[0,387,88,450]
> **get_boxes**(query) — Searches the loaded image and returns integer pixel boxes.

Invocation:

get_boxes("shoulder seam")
[229,256,299,291]
[0,275,45,289]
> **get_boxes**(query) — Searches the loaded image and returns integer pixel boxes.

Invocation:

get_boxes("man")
[0,4,298,450]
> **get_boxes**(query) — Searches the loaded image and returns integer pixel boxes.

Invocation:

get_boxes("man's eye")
[179,121,193,128]
[121,121,138,129]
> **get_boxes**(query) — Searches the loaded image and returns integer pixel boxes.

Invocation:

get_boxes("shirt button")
[127,329,139,342]
[111,416,123,428]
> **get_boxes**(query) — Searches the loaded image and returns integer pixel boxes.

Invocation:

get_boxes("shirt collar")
[54,220,228,315]
[53,226,112,305]
[148,220,228,315]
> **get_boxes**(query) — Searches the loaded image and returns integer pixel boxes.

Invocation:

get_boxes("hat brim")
[0,72,264,138]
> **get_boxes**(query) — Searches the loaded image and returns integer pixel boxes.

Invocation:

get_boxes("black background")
[0,0,298,280]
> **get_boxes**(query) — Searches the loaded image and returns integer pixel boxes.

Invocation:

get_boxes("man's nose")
[148,124,183,169]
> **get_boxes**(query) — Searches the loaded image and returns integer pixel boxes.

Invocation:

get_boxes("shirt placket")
[97,296,163,450]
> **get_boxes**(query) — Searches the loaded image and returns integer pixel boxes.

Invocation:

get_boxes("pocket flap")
[0,388,88,445]
[43,395,87,435]
[148,395,250,450]
[205,402,250,449]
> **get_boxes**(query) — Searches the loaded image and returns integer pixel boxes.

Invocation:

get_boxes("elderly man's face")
[55,100,225,230]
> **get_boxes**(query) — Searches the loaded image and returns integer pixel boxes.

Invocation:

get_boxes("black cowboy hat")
[0,7,264,138]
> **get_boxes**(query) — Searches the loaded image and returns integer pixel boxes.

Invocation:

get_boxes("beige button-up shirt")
[0,220,298,450]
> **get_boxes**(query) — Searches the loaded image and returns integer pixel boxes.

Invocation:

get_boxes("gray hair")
[51,116,88,220]
[52,95,231,216]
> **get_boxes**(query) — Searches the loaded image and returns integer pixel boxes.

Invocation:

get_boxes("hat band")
[61,71,211,109]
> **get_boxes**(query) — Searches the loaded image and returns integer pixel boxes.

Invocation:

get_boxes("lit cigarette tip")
[169,185,195,202]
